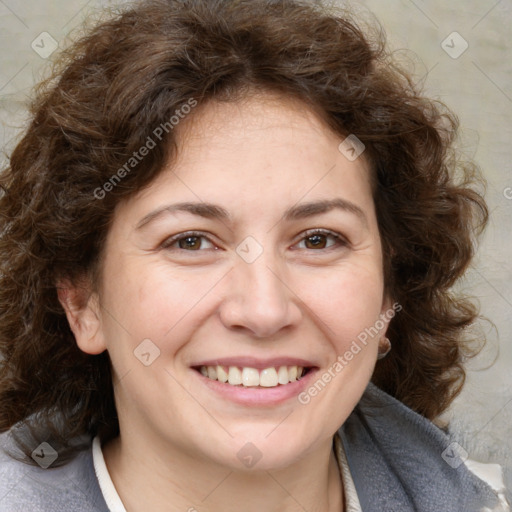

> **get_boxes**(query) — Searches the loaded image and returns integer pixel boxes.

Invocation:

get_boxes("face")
[67,93,392,471]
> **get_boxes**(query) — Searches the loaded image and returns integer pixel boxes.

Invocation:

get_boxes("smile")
[195,365,311,388]
[190,357,319,405]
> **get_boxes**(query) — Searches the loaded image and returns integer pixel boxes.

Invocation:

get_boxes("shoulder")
[339,383,506,512]
[0,432,109,512]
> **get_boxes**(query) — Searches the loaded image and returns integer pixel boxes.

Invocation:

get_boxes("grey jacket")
[0,383,503,511]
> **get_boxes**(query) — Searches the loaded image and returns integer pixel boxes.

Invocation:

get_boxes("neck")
[102,434,344,512]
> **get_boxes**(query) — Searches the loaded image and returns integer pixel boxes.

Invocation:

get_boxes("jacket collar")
[338,382,499,511]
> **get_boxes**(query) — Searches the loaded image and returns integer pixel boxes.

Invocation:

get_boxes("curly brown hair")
[0,0,488,460]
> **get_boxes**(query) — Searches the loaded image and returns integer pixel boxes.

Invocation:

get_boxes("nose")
[219,254,303,338]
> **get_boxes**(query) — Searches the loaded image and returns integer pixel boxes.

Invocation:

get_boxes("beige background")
[1,0,511,482]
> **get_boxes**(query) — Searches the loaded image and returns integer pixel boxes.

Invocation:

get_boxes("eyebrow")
[136,202,230,229]
[282,198,368,228]
[135,198,368,230]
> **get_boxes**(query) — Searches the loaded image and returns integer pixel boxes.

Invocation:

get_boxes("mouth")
[189,357,319,405]
[191,364,315,388]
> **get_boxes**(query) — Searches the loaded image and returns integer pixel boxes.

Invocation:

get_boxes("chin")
[203,430,314,473]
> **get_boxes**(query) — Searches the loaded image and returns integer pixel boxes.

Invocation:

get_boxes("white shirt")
[92,437,127,512]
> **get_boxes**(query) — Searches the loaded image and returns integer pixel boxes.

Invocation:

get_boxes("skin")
[59,93,392,512]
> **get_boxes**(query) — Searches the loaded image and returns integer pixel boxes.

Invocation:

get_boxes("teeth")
[277,366,289,384]
[216,365,228,383]
[242,367,259,387]
[259,367,278,387]
[199,365,307,387]
[228,366,242,385]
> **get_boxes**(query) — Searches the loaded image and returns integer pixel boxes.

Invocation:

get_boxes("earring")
[377,336,391,360]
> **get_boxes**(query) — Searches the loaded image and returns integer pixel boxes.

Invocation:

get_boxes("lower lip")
[192,368,318,406]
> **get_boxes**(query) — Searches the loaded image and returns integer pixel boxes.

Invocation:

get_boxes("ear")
[56,278,106,355]
[378,293,398,338]
[380,294,393,317]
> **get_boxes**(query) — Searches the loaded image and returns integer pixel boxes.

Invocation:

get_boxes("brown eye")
[162,232,216,251]
[178,236,202,250]
[304,234,328,249]
[294,230,347,251]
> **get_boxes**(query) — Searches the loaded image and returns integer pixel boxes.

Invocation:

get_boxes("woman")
[0,0,508,510]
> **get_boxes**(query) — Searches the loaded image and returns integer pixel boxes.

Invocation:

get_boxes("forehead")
[165,93,372,194]
[177,93,349,160]
[115,92,376,230]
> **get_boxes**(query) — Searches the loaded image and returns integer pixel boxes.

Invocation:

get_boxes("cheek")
[101,260,224,351]
[304,263,385,349]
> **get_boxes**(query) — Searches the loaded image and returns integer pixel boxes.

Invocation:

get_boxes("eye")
[161,232,216,251]
[294,229,347,250]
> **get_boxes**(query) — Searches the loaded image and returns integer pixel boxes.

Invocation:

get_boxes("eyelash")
[295,229,348,250]
[160,229,348,252]
[160,231,216,251]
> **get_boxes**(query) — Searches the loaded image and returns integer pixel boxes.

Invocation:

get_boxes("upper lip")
[190,356,318,370]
